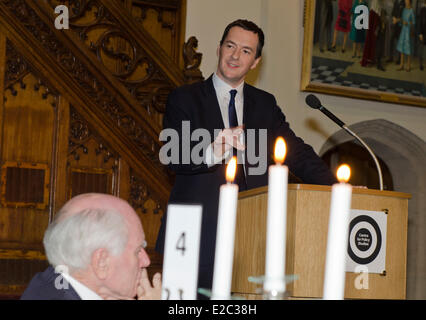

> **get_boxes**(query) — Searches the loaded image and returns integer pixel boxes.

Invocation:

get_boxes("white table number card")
[161,204,202,300]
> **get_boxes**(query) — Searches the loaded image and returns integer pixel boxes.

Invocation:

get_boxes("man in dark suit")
[21,193,161,300]
[155,19,337,295]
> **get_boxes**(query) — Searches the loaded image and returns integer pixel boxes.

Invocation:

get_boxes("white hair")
[43,208,128,273]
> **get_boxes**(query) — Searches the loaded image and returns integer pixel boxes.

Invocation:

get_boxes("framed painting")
[301,0,426,108]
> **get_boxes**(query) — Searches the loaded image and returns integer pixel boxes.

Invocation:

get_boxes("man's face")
[216,26,261,87]
[107,213,150,298]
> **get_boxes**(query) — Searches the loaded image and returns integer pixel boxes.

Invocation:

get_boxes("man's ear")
[91,248,110,280]
[250,56,261,70]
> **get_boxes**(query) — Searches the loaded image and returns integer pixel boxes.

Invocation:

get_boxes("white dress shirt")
[212,72,244,128]
[61,272,103,300]
[205,73,245,167]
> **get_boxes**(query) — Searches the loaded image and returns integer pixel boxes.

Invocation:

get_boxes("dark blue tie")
[228,89,238,127]
[227,89,247,190]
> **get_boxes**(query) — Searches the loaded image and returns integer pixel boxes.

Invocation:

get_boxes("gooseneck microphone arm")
[305,94,383,191]
[340,125,383,191]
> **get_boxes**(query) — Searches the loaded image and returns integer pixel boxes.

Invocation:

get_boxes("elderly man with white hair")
[21,193,161,300]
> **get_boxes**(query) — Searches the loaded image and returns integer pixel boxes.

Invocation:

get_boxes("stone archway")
[319,119,426,299]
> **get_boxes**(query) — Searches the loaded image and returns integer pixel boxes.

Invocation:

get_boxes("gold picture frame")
[301,0,426,108]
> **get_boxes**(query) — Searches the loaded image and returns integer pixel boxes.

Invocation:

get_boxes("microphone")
[305,94,383,191]
[305,94,345,127]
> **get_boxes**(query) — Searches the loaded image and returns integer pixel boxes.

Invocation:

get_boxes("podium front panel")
[231,184,409,300]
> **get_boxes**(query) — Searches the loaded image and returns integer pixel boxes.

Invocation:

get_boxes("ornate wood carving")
[129,170,165,215]
[69,106,118,164]
[129,0,185,70]
[2,0,165,167]
[130,0,179,33]
[68,106,119,198]
[0,1,184,296]
[4,41,29,95]
[69,106,90,161]
[1,1,174,209]
[4,40,58,105]
[46,0,175,128]
[183,36,204,84]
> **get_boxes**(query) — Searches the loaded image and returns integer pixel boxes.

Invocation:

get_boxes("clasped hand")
[212,125,245,158]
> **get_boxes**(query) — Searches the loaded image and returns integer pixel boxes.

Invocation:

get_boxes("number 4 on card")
[161,204,202,300]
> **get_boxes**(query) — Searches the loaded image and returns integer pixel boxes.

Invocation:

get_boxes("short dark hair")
[219,19,265,58]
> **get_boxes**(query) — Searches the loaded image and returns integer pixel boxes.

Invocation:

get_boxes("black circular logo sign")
[348,215,382,264]
[355,228,372,252]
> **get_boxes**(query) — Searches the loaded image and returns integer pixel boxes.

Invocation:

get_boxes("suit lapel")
[202,75,225,131]
[242,84,255,128]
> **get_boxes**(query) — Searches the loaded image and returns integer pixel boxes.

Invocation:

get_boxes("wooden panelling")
[0,0,196,297]
[70,169,110,197]
[129,170,164,247]
[0,0,173,205]
[1,162,49,208]
[0,258,49,297]
[0,33,5,160]
[2,75,56,164]
[119,160,164,279]
[129,0,187,67]
[5,167,45,204]
[51,96,70,219]
[0,70,56,245]
[67,106,119,201]
[42,0,181,131]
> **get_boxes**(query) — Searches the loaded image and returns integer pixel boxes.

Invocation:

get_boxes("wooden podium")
[231,184,410,299]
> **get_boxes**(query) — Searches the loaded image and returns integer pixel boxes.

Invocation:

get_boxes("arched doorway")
[322,141,394,190]
[319,119,426,299]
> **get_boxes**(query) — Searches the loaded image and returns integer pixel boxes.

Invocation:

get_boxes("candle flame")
[274,137,287,165]
[336,164,351,183]
[226,156,237,183]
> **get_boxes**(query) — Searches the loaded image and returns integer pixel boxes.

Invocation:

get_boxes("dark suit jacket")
[155,75,337,289]
[20,266,81,300]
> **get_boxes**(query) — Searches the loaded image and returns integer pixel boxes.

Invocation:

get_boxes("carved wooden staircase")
[0,0,203,297]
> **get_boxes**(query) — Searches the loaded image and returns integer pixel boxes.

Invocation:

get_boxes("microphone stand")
[342,125,383,191]
[305,95,384,191]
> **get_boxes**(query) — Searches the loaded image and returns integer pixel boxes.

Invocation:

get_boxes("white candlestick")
[323,182,352,300]
[264,163,288,293]
[211,182,239,300]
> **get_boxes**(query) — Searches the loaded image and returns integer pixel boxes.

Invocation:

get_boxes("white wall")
[185,0,262,81]
[185,0,426,153]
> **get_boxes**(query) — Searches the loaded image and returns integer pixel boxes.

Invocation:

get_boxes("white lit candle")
[323,164,352,300]
[264,137,288,295]
[211,157,239,300]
